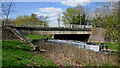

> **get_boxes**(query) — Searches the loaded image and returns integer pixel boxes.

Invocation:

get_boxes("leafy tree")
[13,14,49,27]
[61,5,88,27]
[91,2,119,42]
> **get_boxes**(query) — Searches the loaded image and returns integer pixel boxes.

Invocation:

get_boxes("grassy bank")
[91,42,118,52]
[26,34,53,40]
[2,40,56,66]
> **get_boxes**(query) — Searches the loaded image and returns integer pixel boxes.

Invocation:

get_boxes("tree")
[13,14,49,27]
[2,1,14,26]
[38,16,49,27]
[91,2,119,42]
[61,5,89,28]
[61,7,79,25]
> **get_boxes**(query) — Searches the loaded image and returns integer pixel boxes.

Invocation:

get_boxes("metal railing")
[63,24,92,29]
[5,23,92,29]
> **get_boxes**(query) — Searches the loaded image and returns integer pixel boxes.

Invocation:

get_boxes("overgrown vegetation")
[38,41,119,66]
[91,3,119,42]
[2,40,56,66]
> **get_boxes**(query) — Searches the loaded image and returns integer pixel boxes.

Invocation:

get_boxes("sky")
[8,2,70,27]
[2,0,119,27]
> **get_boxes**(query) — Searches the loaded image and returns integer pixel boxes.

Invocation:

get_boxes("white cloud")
[61,0,93,6]
[35,7,63,27]
[1,0,65,2]
[61,0,120,6]
[91,0,120,2]
[35,7,63,17]
[1,0,119,2]
[38,7,63,13]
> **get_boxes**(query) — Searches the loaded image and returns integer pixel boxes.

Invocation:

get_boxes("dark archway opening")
[54,34,90,42]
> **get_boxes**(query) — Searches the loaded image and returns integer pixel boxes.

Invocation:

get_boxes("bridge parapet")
[64,24,92,29]
[5,24,92,34]
[5,24,92,29]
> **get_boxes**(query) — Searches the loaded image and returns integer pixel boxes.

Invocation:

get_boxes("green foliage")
[13,14,48,27]
[61,6,88,25]
[2,40,56,66]
[91,3,119,42]
[44,35,53,39]
[103,15,118,42]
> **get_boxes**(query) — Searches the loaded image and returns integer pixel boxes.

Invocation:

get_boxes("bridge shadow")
[54,34,90,42]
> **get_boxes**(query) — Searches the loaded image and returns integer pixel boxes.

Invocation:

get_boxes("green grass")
[91,42,119,51]
[26,34,53,40]
[2,40,56,66]
[0,40,1,68]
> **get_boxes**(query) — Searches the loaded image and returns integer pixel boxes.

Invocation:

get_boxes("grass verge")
[91,42,118,51]
[26,34,53,40]
[2,40,56,66]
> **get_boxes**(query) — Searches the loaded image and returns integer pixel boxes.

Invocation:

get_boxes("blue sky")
[9,2,69,18]
[2,0,118,27]
[4,2,71,27]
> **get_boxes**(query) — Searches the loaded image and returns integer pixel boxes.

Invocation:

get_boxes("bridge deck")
[5,25,92,34]
[6,26,91,31]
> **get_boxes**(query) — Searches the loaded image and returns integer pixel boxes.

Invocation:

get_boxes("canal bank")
[36,39,119,66]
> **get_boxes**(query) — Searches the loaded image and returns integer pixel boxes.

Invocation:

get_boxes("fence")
[64,24,92,29]
[5,23,92,29]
